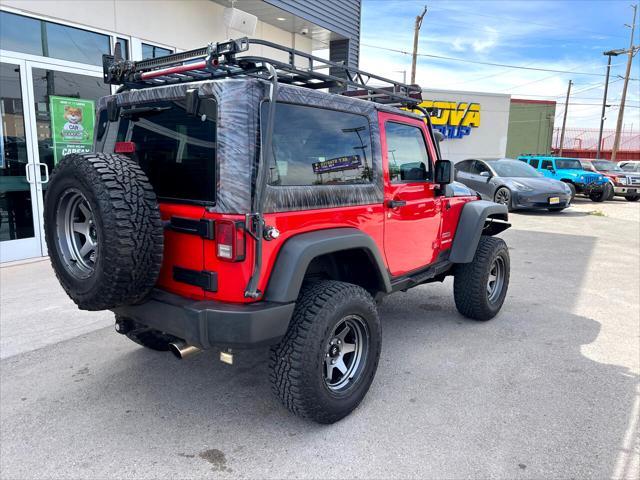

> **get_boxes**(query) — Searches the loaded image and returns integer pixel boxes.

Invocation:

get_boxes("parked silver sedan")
[454,158,573,211]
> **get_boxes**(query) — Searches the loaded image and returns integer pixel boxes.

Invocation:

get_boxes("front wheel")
[454,236,510,321]
[626,195,639,202]
[269,281,381,424]
[589,183,612,202]
[494,187,512,211]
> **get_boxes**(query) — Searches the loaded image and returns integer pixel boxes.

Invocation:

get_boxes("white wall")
[2,0,312,57]
[421,89,511,163]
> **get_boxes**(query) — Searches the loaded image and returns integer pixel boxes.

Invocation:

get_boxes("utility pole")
[611,3,637,162]
[410,5,428,85]
[598,50,625,158]
[558,80,573,156]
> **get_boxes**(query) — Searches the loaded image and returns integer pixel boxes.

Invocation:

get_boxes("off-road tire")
[454,236,510,321]
[44,153,163,311]
[269,280,381,424]
[625,195,639,202]
[589,183,612,202]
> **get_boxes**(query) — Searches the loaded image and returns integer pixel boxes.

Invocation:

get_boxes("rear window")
[263,103,373,186]
[116,98,217,204]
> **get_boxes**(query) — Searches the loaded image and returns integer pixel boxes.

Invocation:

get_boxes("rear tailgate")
[114,97,218,300]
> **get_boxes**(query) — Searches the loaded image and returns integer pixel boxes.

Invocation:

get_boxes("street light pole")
[611,3,637,162]
[597,50,624,159]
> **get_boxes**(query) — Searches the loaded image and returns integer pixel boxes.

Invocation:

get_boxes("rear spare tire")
[44,153,163,311]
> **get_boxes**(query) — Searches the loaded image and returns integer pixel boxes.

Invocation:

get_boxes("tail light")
[115,141,136,153]
[216,220,245,262]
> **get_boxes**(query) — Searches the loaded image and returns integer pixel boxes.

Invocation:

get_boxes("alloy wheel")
[324,315,369,392]
[55,189,98,279]
[487,256,506,303]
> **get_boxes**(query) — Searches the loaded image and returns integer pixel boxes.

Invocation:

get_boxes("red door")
[380,112,442,276]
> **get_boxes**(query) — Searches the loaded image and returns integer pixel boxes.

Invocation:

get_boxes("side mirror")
[434,160,453,185]
[479,171,491,178]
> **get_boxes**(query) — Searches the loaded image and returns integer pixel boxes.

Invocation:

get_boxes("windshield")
[555,159,582,170]
[593,160,622,171]
[621,163,638,172]
[491,160,541,178]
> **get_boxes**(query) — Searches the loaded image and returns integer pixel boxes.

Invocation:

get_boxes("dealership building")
[419,88,512,162]
[0,0,361,262]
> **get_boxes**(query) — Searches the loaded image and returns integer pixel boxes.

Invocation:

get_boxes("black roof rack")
[103,37,423,108]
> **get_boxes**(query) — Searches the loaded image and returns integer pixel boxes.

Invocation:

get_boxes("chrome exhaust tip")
[168,341,201,360]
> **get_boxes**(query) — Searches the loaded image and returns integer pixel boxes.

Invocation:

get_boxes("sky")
[359,0,640,129]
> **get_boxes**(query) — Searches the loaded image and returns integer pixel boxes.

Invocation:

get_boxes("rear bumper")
[613,186,640,196]
[112,289,295,349]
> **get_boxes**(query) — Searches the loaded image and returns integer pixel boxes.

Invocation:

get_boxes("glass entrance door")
[0,59,41,262]
[1,54,109,263]
[26,63,110,256]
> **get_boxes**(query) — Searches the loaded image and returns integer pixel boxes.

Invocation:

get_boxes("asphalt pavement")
[1,197,638,479]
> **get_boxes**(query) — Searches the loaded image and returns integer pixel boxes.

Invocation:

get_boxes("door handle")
[37,162,50,184]
[25,163,34,184]
[387,199,407,209]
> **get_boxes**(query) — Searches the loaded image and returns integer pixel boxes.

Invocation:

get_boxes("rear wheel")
[454,236,510,321]
[494,187,512,211]
[626,195,639,202]
[269,280,381,424]
[564,182,576,201]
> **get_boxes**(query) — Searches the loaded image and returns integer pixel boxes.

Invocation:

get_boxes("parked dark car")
[455,158,573,211]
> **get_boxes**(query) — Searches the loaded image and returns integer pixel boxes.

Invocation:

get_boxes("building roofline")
[421,87,510,99]
[511,98,556,105]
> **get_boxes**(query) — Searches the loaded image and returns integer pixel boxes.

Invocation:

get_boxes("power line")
[361,42,640,80]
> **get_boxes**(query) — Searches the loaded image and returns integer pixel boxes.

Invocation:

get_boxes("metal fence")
[553,127,640,151]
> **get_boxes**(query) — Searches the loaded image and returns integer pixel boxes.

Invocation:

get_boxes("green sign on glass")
[49,95,95,164]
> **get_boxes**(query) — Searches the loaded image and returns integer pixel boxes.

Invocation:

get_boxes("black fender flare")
[449,200,510,263]
[264,228,392,303]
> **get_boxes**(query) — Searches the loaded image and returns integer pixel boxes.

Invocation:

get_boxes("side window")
[470,161,490,175]
[265,103,373,186]
[385,122,431,183]
[541,160,553,170]
[455,160,471,173]
[529,158,540,168]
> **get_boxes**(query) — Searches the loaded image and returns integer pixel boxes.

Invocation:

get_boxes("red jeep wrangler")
[44,39,511,424]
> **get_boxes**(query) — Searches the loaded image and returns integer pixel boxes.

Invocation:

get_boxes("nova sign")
[418,100,481,140]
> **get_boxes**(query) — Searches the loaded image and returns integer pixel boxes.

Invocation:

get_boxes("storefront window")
[116,37,129,60]
[0,11,110,66]
[142,43,173,59]
[31,68,110,175]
